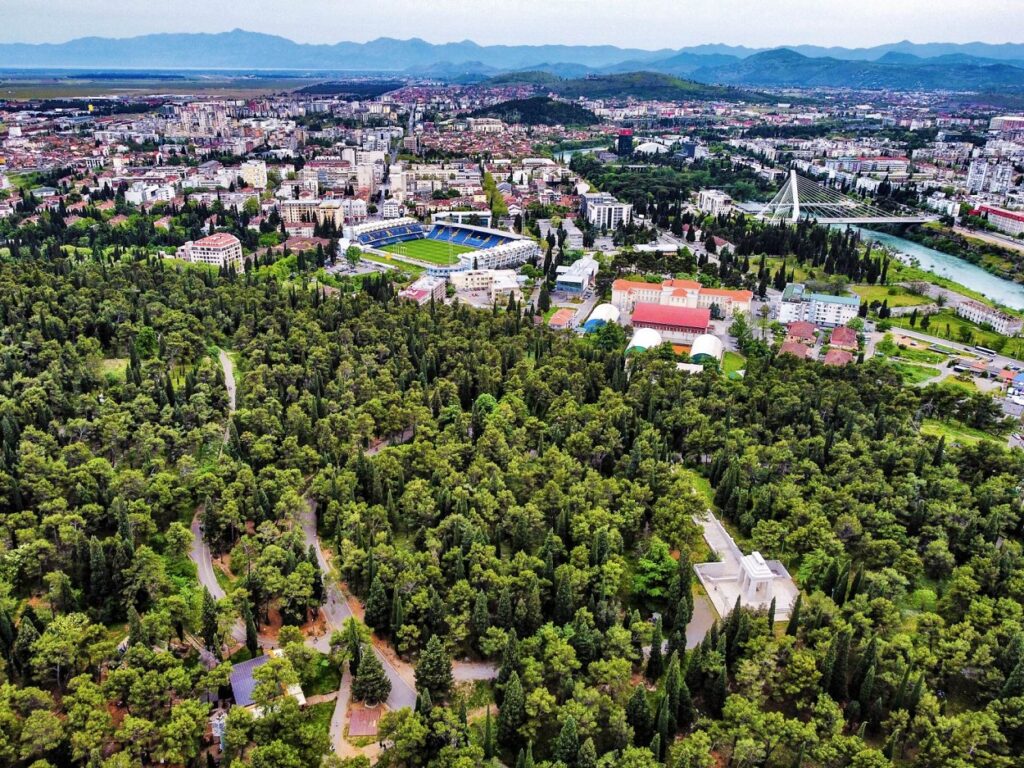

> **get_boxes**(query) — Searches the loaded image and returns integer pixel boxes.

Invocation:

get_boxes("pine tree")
[415,634,453,700]
[352,646,392,705]
[554,716,579,766]
[364,576,389,631]
[498,672,525,747]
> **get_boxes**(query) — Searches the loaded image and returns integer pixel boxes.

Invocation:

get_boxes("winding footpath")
[189,353,497,755]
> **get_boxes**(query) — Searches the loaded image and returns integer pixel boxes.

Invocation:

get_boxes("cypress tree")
[767,597,776,634]
[626,685,651,745]
[415,634,453,700]
[483,707,495,759]
[578,738,597,768]
[201,587,219,651]
[554,576,574,625]
[364,575,389,631]
[352,646,392,705]
[472,591,490,641]
[786,593,802,636]
[554,716,580,767]
[496,585,513,628]
[830,630,851,702]
[498,671,525,747]
[647,619,665,680]
[677,680,695,730]
[1001,658,1024,699]
[497,630,520,689]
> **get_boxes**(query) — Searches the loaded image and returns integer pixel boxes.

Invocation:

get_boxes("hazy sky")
[1,0,1022,49]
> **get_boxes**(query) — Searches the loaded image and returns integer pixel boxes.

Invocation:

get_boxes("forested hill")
[1,248,1024,767]
[467,96,600,126]
[486,71,774,103]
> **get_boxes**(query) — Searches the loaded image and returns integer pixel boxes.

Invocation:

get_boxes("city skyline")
[1,0,1022,50]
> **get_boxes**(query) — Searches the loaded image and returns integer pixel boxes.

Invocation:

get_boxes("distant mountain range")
[1,30,1023,91]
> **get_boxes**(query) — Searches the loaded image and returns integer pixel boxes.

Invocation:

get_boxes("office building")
[176,233,245,272]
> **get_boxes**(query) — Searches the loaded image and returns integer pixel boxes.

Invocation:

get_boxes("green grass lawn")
[359,252,426,276]
[722,351,747,375]
[380,238,474,265]
[304,654,342,696]
[885,360,941,385]
[887,310,1022,354]
[304,701,335,744]
[920,418,1003,446]
[96,357,128,380]
[851,283,929,307]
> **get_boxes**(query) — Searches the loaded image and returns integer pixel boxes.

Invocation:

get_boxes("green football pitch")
[379,238,475,265]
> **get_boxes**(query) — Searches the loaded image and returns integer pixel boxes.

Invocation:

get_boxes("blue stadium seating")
[358,223,425,248]
[425,224,514,249]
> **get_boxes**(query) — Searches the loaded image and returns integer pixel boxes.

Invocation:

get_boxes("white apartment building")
[381,199,402,219]
[240,159,268,189]
[956,299,1023,335]
[450,269,523,303]
[581,192,632,229]
[176,233,245,272]
[697,189,734,217]
[967,158,1014,195]
[777,283,860,327]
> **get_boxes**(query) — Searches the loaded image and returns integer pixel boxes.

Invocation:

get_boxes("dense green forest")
[1,246,1024,768]
[467,97,600,126]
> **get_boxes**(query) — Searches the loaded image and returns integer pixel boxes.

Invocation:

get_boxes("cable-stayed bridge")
[759,170,938,225]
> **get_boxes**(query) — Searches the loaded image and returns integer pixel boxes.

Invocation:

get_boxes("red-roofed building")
[979,205,1024,237]
[175,233,245,272]
[549,308,577,330]
[829,326,858,350]
[786,321,817,344]
[823,348,854,366]
[612,278,751,317]
[630,303,710,342]
[779,340,811,359]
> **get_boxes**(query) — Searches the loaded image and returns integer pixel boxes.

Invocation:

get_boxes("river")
[850,227,1024,311]
[553,146,602,163]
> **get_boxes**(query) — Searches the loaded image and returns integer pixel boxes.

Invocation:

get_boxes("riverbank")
[851,226,1024,313]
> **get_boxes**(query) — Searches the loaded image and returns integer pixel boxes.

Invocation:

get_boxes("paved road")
[190,514,226,601]
[954,225,1024,256]
[189,348,246,647]
[299,500,417,712]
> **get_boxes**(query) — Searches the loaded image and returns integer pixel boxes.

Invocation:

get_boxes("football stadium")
[347,217,540,277]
